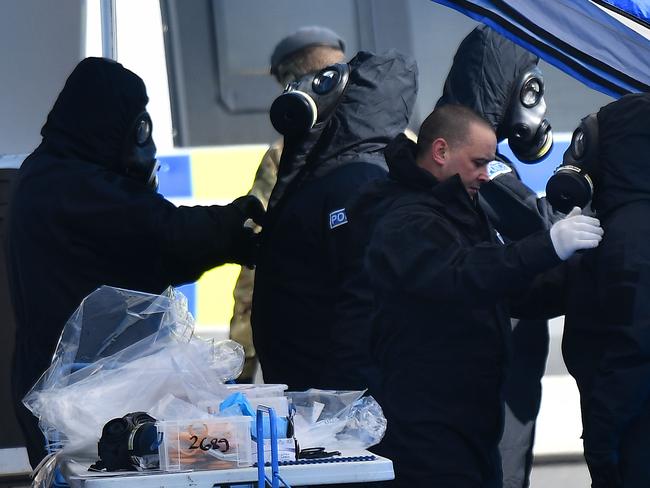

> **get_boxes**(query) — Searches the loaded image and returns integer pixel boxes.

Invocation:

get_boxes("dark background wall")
[161,0,613,147]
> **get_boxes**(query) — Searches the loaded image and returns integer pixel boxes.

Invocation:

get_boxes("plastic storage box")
[158,416,253,471]
[223,384,288,398]
[198,384,290,417]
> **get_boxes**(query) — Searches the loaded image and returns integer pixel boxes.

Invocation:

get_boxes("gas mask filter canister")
[270,63,350,136]
[545,113,599,213]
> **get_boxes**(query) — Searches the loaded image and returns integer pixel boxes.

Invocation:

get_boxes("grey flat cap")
[270,26,345,75]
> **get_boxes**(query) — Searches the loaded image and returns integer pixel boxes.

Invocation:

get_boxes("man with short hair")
[351,104,603,487]
[229,26,345,382]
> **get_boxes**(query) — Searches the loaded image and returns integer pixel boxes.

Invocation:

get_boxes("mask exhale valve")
[502,66,553,163]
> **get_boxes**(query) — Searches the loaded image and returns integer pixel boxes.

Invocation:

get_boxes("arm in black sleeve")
[366,206,562,307]
[509,261,568,320]
[160,202,255,284]
[70,173,262,287]
[479,155,563,241]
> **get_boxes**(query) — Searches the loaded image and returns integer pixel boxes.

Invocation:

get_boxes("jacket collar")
[385,134,474,205]
[385,134,436,189]
[384,134,490,241]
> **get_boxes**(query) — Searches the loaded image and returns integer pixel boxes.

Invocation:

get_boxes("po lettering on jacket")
[329,208,348,229]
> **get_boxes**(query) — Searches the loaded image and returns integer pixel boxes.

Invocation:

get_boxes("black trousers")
[373,425,502,488]
[582,396,650,487]
[372,377,502,488]
[12,341,49,469]
[499,319,549,488]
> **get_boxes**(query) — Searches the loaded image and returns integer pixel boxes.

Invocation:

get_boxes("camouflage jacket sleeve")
[229,139,282,378]
[247,140,281,208]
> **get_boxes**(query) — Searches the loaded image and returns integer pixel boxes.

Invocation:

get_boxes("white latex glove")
[550,207,603,260]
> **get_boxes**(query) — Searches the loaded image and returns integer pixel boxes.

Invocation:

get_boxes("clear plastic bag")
[23,286,244,458]
[286,389,386,452]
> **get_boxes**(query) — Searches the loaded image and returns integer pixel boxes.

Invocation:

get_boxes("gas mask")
[121,111,160,191]
[500,66,553,163]
[270,63,350,136]
[93,412,159,471]
[545,113,599,213]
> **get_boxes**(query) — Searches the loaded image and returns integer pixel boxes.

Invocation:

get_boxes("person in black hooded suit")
[561,92,650,488]
[6,57,264,468]
[436,25,562,488]
[251,50,417,393]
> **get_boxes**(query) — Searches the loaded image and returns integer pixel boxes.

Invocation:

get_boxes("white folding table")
[61,450,394,487]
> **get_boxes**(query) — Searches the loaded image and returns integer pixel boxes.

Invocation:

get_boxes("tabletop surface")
[62,450,394,487]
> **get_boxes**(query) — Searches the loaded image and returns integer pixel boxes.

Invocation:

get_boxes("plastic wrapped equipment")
[23,286,244,459]
[287,389,386,452]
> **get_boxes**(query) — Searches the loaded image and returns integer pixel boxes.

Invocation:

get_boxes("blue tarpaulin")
[431,0,650,98]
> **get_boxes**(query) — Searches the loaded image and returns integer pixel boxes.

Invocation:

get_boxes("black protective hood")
[268,50,418,209]
[593,92,650,216]
[317,50,418,164]
[436,25,538,139]
[39,57,149,170]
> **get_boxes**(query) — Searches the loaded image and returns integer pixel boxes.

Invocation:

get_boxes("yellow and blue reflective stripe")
[158,145,268,327]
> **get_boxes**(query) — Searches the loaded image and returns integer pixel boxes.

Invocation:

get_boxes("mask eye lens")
[572,129,585,159]
[313,68,340,95]
[520,78,542,108]
[135,117,151,146]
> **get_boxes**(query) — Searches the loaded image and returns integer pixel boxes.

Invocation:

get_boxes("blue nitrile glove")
[219,392,288,439]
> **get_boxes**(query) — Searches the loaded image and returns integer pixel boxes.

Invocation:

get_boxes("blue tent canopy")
[431,0,650,98]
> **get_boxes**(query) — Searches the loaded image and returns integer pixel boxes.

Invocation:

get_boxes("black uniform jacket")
[7,58,245,405]
[563,93,650,486]
[352,134,562,481]
[251,51,418,391]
